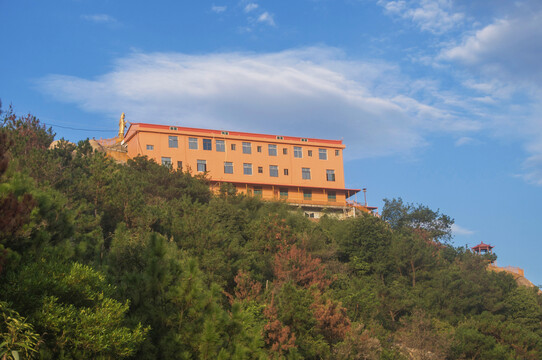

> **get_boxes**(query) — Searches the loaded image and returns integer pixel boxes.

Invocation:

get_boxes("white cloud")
[440,8,542,84]
[439,4,542,184]
[452,224,474,236]
[81,14,117,24]
[244,3,258,13]
[378,0,464,34]
[257,12,275,26]
[211,5,227,13]
[472,96,495,104]
[522,155,542,186]
[455,136,473,146]
[520,103,542,185]
[37,47,478,159]
[239,1,275,29]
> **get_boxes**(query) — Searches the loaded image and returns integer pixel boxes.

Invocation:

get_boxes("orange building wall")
[124,123,357,206]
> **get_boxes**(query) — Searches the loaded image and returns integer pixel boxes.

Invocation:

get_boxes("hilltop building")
[471,242,494,255]
[471,242,539,291]
[97,115,377,218]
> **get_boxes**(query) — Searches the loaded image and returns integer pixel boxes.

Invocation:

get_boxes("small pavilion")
[471,242,494,255]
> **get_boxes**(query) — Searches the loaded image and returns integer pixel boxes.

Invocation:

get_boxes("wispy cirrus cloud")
[438,2,542,184]
[257,12,275,26]
[36,47,477,159]
[452,224,475,236]
[211,5,227,13]
[455,136,474,147]
[81,14,118,24]
[239,1,275,30]
[378,0,464,34]
[244,3,258,13]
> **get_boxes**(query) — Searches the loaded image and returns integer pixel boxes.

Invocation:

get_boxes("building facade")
[122,123,372,218]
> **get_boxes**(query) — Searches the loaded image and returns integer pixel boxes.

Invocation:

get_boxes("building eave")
[125,122,346,148]
[208,178,360,195]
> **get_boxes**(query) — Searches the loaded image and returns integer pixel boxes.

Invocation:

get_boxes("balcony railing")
[256,194,345,207]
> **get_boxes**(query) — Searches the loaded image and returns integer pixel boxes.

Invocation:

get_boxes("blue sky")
[2,0,542,285]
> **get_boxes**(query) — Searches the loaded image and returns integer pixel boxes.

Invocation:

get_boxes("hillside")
[1,107,542,360]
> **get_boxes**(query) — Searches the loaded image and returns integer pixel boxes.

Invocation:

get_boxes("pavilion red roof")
[471,242,494,251]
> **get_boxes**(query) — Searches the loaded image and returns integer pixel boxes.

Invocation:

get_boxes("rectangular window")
[308,150,313,157]
[242,142,252,154]
[327,191,336,202]
[319,148,327,160]
[203,139,212,151]
[257,146,262,153]
[177,161,182,170]
[283,148,288,155]
[303,189,312,200]
[216,140,225,152]
[197,160,206,172]
[269,165,278,177]
[189,137,198,149]
[244,163,252,175]
[161,157,172,166]
[335,149,340,156]
[268,144,277,156]
[284,169,289,176]
[294,146,302,158]
[168,136,178,148]
[224,161,233,174]
[280,188,288,199]
[302,168,311,180]
[253,187,262,197]
[231,144,236,151]
[146,144,154,150]
[258,166,263,174]
[326,169,335,182]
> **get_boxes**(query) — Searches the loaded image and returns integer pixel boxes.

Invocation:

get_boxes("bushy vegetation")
[1,105,541,359]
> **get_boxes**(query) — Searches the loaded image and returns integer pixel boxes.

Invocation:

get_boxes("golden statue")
[117,113,126,142]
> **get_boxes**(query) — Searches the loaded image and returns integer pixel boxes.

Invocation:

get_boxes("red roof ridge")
[471,242,494,249]
[127,122,344,145]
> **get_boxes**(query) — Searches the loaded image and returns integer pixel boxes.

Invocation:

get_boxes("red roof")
[125,122,344,146]
[471,242,494,251]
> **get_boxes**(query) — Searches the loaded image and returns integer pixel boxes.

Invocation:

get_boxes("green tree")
[0,301,40,360]
[1,105,54,160]
[390,231,437,288]
[336,214,392,276]
[334,323,381,360]
[382,198,454,242]
[108,231,266,359]
[1,261,146,359]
